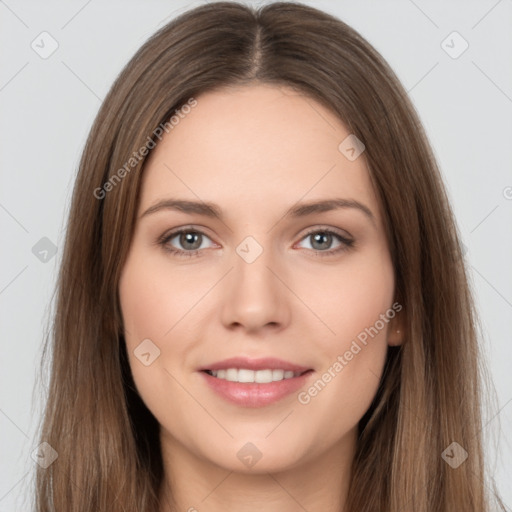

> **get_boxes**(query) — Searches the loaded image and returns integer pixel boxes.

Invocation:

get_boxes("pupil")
[181,232,201,250]
[312,232,331,250]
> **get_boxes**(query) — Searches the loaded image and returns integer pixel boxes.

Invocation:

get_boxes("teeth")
[208,368,302,383]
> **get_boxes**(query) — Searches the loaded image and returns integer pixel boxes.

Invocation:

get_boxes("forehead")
[139,83,380,223]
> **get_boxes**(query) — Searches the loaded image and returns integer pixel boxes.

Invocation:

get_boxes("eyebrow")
[140,197,375,225]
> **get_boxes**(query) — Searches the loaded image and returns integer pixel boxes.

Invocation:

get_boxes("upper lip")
[198,356,312,373]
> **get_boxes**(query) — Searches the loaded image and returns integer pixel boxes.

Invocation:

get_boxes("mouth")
[199,368,315,408]
[202,368,313,383]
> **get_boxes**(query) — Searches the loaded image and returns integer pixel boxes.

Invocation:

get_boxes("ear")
[387,308,405,347]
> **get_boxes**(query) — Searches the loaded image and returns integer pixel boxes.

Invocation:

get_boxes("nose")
[220,242,291,334]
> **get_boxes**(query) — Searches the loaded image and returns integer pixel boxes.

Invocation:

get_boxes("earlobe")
[388,328,403,346]
[387,313,405,346]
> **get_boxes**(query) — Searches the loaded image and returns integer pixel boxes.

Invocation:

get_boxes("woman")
[34,2,507,511]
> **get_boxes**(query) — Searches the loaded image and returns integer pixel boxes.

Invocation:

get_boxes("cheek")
[118,251,196,427]
[119,247,205,341]
[295,247,394,421]
[118,244,217,375]
[303,244,395,349]
[118,249,179,379]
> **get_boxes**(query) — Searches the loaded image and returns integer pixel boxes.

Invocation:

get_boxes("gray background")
[1,0,511,509]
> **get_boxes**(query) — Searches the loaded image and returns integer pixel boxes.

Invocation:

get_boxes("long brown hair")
[33,2,507,510]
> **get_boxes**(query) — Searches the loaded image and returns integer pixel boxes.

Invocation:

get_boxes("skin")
[118,83,404,512]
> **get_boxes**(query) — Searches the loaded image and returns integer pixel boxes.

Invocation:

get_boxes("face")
[118,83,403,474]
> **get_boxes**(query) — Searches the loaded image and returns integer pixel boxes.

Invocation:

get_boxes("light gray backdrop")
[1,0,511,510]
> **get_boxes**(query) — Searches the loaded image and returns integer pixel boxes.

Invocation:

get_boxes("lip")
[197,356,312,373]
[199,369,314,408]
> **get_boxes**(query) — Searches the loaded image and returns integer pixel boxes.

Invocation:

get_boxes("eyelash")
[157,226,355,259]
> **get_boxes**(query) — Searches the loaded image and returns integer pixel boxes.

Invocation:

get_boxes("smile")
[200,369,314,407]
[204,368,306,383]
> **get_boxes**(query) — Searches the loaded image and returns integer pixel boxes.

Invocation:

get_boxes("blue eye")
[158,227,354,258]
[159,228,215,258]
[296,228,354,256]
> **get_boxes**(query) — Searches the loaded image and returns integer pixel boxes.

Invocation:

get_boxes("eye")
[157,226,354,259]
[158,227,216,258]
[295,227,354,257]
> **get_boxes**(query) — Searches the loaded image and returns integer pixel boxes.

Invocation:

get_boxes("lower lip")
[199,370,314,407]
